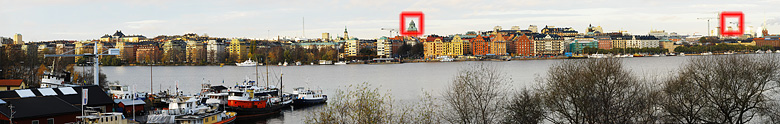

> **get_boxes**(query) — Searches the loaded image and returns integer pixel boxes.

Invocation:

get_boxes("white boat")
[679,53,685,56]
[295,61,302,66]
[702,52,713,55]
[291,87,328,106]
[437,56,455,62]
[724,52,734,55]
[776,50,780,53]
[146,96,237,124]
[334,61,347,65]
[236,59,259,67]
[283,62,289,66]
[651,54,661,57]
[77,111,132,124]
[318,60,333,65]
[587,54,607,59]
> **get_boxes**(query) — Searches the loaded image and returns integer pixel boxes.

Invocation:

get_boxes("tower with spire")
[344,26,349,40]
[407,20,418,32]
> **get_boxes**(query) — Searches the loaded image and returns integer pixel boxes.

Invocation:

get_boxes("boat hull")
[293,98,327,106]
[227,104,285,118]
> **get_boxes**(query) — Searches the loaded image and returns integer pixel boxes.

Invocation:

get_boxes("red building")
[513,34,534,56]
[0,85,117,124]
[596,36,613,50]
[0,97,81,124]
[754,37,780,47]
[115,99,146,115]
[135,44,160,63]
[471,36,491,56]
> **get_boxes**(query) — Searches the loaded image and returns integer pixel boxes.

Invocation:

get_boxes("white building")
[206,40,226,63]
[377,37,391,57]
[346,39,359,57]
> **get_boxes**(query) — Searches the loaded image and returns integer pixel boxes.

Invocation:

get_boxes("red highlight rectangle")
[400,11,424,36]
[720,11,744,37]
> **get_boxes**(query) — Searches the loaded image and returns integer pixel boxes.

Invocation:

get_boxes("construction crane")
[697,17,718,36]
[381,28,398,37]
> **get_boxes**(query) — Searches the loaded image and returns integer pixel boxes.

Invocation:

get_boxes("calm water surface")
[101,56,692,123]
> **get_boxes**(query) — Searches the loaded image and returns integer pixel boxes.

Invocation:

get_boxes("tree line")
[307,55,780,124]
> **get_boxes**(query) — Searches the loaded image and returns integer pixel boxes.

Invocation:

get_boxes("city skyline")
[2,0,780,42]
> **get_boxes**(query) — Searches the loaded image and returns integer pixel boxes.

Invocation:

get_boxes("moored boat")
[236,59,259,67]
[226,81,288,118]
[291,87,327,106]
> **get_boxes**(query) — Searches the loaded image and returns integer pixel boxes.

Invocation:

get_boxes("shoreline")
[95,52,770,67]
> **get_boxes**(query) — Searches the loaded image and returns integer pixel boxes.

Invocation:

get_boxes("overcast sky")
[2,0,780,41]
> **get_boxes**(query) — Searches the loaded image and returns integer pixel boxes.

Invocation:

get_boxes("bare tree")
[441,63,510,124]
[503,88,545,124]
[306,82,394,124]
[663,55,780,124]
[540,58,654,124]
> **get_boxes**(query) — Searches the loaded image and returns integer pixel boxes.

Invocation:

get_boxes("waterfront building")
[660,40,680,53]
[611,35,631,49]
[163,40,186,62]
[513,34,534,56]
[116,42,137,62]
[635,35,660,48]
[346,39,359,56]
[206,40,226,63]
[446,35,466,56]
[377,37,392,57]
[0,86,117,124]
[227,39,249,61]
[0,79,25,91]
[186,40,206,63]
[595,36,612,50]
[423,37,444,58]
[470,36,491,56]
[135,43,160,63]
[533,34,565,55]
[490,34,507,55]
[569,38,598,54]
[13,33,22,44]
[754,36,780,47]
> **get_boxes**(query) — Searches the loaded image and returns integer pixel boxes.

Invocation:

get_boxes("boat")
[334,61,347,65]
[587,54,607,59]
[318,60,333,65]
[436,56,455,62]
[702,52,713,55]
[295,61,302,66]
[633,54,644,57]
[283,62,289,66]
[679,53,685,56]
[724,52,734,55]
[236,59,259,67]
[146,96,237,124]
[225,80,288,118]
[77,109,135,124]
[776,50,780,53]
[291,87,328,106]
[651,54,661,57]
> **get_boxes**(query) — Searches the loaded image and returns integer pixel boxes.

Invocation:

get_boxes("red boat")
[226,81,290,118]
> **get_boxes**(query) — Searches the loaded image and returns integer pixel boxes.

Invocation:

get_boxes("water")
[101,56,692,123]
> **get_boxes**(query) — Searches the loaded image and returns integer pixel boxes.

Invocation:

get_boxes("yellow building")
[228,39,249,60]
[490,34,507,55]
[0,79,26,91]
[445,35,466,56]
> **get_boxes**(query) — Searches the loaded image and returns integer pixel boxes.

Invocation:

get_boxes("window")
[31,120,39,124]
[47,118,54,124]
